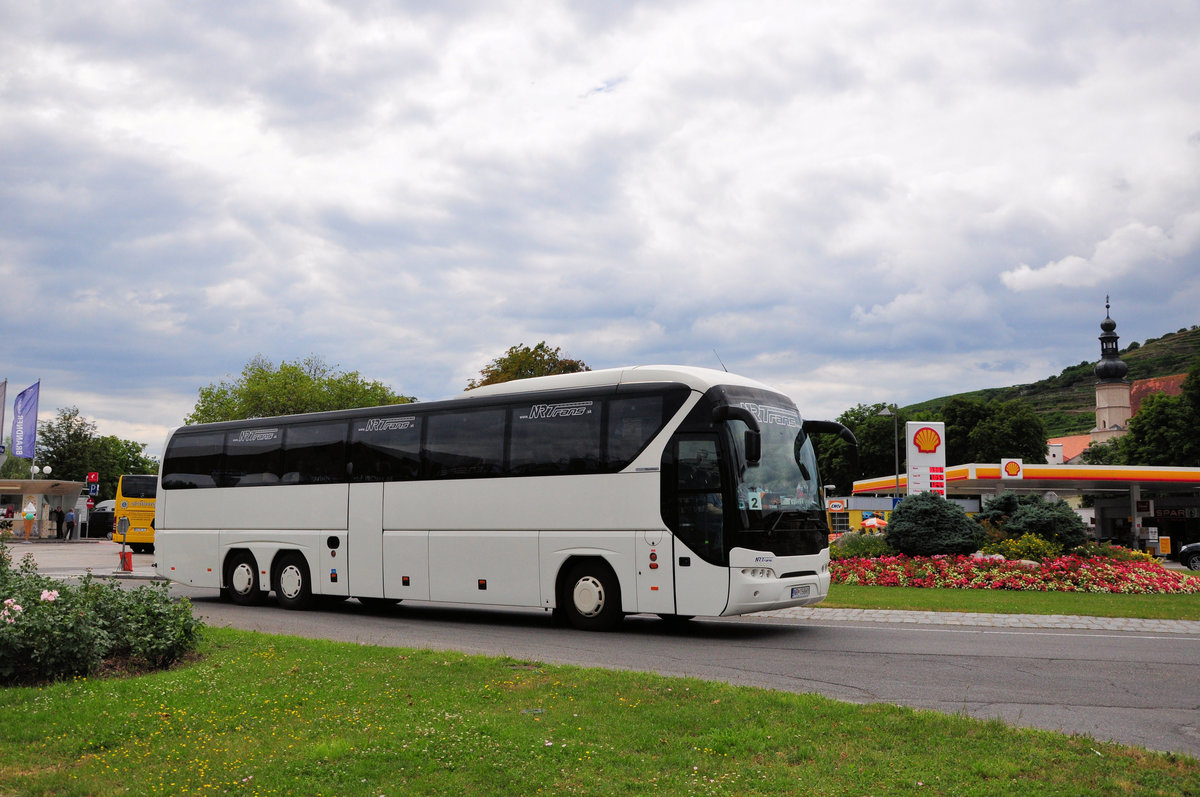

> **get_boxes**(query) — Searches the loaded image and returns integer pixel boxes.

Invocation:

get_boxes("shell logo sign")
[911,426,942,454]
[905,421,947,496]
[1001,458,1024,479]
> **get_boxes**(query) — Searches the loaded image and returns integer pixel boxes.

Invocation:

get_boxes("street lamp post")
[30,465,51,479]
[878,407,900,499]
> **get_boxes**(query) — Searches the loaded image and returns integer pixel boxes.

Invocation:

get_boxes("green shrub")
[978,491,1090,550]
[885,492,983,556]
[0,542,203,685]
[831,532,894,560]
[1072,541,1159,564]
[1005,500,1089,549]
[981,533,1063,562]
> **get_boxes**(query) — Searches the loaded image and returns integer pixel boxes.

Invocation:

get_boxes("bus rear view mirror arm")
[802,420,859,462]
[711,406,762,465]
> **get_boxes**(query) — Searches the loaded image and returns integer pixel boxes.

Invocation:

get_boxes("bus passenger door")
[347,482,384,599]
[666,435,731,617]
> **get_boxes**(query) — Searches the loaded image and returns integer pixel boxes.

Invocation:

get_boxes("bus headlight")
[740,567,776,579]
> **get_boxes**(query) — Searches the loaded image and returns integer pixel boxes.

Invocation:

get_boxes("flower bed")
[831,554,1200,594]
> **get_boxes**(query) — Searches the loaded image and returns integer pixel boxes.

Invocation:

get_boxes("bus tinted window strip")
[162,385,688,488]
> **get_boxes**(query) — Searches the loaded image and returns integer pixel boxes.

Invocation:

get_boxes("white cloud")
[1002,214,1200,291]
[2,1,1200,446]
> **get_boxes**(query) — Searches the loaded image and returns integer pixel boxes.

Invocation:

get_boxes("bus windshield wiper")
[761,510,786,531]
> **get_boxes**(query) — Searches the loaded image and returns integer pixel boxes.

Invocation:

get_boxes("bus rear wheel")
[562,561,623,631]
[273,552,314,610]
[224,551,265,606]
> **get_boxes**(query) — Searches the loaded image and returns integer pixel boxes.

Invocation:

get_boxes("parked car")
[1179,541,1200,571]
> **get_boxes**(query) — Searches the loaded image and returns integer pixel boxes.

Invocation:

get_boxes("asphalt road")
[16,540,1200,757]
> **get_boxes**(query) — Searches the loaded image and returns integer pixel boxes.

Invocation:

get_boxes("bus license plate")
[791,585,810,599]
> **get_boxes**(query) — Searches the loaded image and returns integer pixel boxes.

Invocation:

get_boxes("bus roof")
[459,365,778,399]
[162,365,786,438]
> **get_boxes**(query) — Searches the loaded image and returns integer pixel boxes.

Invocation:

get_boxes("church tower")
[1091,297,1131,443]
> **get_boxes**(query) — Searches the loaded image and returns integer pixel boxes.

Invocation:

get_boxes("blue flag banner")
[12,381,39,459]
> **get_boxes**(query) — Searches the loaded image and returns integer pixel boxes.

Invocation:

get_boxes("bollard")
[119,551,133,572]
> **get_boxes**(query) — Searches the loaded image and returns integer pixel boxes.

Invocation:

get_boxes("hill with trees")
[903,325,1200,437]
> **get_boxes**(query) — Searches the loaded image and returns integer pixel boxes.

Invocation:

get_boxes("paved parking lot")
[6,538,158,580]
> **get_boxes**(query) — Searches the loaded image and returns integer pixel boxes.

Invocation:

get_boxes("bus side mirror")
[744,430,761,465]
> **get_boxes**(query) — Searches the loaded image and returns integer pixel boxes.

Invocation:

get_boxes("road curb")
[762,606,1200,634]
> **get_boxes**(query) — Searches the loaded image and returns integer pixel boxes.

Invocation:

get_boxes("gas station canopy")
[0,479,87,500]
[852,463,1200,496]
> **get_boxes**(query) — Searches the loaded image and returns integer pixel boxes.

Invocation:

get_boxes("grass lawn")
[0,627,1196,796]
[823,583,1200,620]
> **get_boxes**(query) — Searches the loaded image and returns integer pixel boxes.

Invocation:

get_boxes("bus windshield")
[735,402,821,512]
[719,390,828,557]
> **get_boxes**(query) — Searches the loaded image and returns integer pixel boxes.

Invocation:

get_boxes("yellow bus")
[113,474,158,553]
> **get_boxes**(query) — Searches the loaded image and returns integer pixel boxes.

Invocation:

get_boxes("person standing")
[65,508,76,541]
[53,506,65,539]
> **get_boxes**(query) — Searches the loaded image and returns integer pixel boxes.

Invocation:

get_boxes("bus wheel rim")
[572,576,605,617]
[231,563,255,595]
[280,565,304,599]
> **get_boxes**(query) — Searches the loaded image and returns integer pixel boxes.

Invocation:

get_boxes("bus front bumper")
[725,566,830,614]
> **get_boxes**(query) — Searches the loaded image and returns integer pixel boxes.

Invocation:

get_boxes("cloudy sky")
[3,1,1199,459]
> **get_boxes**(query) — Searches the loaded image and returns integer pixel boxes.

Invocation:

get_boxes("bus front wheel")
[562,561,623,631]
[273,552,314,610]
[224,552,265,606]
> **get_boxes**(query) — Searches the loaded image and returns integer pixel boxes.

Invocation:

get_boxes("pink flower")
[830,553,1200,594]
[40,589,59,602]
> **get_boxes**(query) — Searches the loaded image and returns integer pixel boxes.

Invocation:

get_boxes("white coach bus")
[155,365,856,630]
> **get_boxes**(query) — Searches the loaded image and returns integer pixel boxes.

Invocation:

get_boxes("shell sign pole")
[906,422,947,496]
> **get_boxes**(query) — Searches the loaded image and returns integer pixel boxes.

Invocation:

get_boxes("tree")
[965,400,1048,463]
[1080,437,1126,465]
[885,492,983,556]
[1,437,33,478]
[187,354,414,424]
[466,342,589,390]
[940,396,992,467]
[1119,392,1200,466]
[1117,358,1200,467]
[812,403,906,496]
[34,407,96,480]
[30,407,158,502]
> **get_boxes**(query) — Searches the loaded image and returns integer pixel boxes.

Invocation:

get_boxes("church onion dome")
[1094,298,1129,382]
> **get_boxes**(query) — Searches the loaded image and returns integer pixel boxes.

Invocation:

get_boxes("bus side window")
[509,401,601,476]
[350,415,421,482]
[162,432,225,489]
[224,428,282,487]
[424,409,505,478]
[607,395,664,469]
[282,422,348,484]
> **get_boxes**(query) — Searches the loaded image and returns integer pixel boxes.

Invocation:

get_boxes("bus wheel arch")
[272,551,314,610]
[557,557,623,631]
[223,550,266,606]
